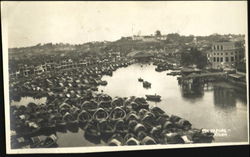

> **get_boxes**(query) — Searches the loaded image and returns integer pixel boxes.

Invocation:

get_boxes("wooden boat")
[63,112,78,128]
[145,94,161,102]
[141,136,157,145]
[111,97,124,107]
[176,119,192,130]
[85,121,101,138]
[134,123,147,135]
[190,129,214,143]
[98,101,112,111]
[137,130,147,141]
[125,112,139,122]
[125,137,140,145]
[93,108,109,121]
[128,120,138,132]
[100,80,108,86]
[29,136,43,148]
[98,94,112,102]
[15,122,41,137]
[81,100,98,113]
[164,132,184,144]
[98,120,115,139]
[77,110,92,125]
[114,119,127,134]
[108,134,123,146]
[143,81,151,88]
[150,106,166,117]
[110,107,126,121]
[40,134,58,148]
[138,78,143,82]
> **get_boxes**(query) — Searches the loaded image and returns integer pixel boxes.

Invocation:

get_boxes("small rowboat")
[143,81,151,88]
[145,94,161,102]
[138,78,143,82]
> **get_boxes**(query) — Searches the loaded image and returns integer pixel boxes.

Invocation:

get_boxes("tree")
[180,47,208,69]
[155,30,162,37]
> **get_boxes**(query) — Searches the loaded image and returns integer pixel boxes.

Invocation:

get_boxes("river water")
[11,63,248,147]
[98,63,248,143]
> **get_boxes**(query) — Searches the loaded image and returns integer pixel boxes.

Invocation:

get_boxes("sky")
[1,1,248,48]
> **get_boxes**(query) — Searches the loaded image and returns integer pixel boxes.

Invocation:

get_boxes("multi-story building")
[209,41,245,69]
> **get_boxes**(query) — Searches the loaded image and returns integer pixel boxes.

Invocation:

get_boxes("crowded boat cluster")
[9,59,214,149]
[10,94,214,148]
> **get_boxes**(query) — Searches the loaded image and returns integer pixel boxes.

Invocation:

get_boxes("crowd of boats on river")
[10,59,215,148]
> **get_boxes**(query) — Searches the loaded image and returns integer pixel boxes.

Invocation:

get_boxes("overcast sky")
[2,1,247,48]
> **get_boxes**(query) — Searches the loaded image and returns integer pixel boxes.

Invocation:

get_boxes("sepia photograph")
[1,1,249,154]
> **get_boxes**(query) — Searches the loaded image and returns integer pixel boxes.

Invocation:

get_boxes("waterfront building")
[209,41,245,70]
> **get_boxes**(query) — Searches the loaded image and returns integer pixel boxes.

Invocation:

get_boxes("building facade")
[209,41,245,69]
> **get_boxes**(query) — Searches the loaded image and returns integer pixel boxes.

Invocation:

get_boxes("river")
[11,63,248,147]
[98,63,248,143]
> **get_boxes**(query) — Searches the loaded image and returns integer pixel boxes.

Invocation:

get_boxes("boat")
[40,134,58,148]
[125,137,140,145]
[81,100,98,113]
[93,108,109,121]
[138,78,143,82]
[111,97,124,107]
[29,136,43,148]
[108,134,123,146]
[110,107,126,121]
[114,119,127,135]
[15,121,41,137]
[63,112,78,128]
[98,120,115,139]
[141,136,157,145]
[85,121,101,138]
[145,94,161,102]
[77,110,92,125]
[143,81,151,88]
[100,80,108,86]
[98,101,112,111]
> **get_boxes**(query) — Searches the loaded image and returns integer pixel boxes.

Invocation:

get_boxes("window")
[231,52,234,55]
[217,45,220,50]
[217,57,220,62]
[214,46,216,50]
[214,57,216,62]
[225,57,229,62]
[221,45,223,50]
[214,53,216,55]
[221,53,223,55]
[217,53,219,55]
[231,57,234,62]
[220,57,223,62]
[225,53,228,55]
[235,56,238,60]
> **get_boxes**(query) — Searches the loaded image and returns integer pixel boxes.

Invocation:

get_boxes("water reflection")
[179,78,204,99]
[214,86,236,109]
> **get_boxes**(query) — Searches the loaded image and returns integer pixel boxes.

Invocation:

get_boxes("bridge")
[183,72,227,79]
